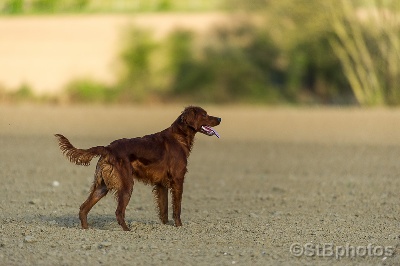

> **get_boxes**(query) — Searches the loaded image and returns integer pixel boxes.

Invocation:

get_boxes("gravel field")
[1,105,400,265]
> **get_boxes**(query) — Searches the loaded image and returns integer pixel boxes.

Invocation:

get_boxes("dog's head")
[180,106,221,138]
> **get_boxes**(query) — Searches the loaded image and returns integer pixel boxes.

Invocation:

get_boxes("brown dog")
[55,106,221,231]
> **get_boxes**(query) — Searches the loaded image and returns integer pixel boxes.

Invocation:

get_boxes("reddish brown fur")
[55,106,221,231]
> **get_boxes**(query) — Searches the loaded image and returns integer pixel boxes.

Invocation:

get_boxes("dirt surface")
[1,105,400,265]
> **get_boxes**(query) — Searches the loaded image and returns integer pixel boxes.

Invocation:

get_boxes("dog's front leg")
[171,181,183,226]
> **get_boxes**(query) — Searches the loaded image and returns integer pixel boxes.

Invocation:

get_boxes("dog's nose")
[217,117,222,123]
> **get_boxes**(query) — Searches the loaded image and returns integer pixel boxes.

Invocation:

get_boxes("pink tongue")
[202,126,220,138]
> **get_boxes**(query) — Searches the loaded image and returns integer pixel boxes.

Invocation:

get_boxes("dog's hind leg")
[79,180,108,229]
[115,182,133,231]
[114,163,134,231]
[153,184,168,224]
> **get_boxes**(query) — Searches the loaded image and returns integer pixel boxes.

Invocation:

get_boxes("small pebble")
[52,181,60,187]
[81,244,92,250]
[99,242,112,248]
[249,213,259,218]
[24,236,36,243]
[29,199,41,205]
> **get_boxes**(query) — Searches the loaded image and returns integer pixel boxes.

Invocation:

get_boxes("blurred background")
[0,0,399,106]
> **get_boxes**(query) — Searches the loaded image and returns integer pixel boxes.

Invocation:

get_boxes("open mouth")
[201,126,220,138]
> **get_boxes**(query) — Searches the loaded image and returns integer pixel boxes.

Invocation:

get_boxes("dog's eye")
[202,113,207,117]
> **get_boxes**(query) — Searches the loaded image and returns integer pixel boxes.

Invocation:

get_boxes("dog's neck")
[170,118,196,155]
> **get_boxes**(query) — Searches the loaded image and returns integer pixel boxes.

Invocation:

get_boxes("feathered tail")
[55,134,109,166]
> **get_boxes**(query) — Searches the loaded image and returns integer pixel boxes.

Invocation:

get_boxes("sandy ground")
[0,14,228,94]
[1,104,400,265]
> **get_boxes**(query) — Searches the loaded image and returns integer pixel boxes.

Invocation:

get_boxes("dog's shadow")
[39,214,164,231]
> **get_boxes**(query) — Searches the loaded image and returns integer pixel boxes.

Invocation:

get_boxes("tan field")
[1,104,400,265]
[0,14,229,95]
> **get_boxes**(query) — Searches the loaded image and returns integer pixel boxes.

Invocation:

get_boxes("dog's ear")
[181,106,198,130]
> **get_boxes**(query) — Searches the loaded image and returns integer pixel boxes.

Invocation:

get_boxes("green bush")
[286,31,352,104]
[0,84,49,103]
[97,18,352,105]
[65,79,115,103]
[117,29,160,102]
[165,22,350,104]
[32,0,58,13]
[56,5,354,105]
[1,0,223,14]
[166,25,285,103]
[157,0,172,11]
[3,0,24,14]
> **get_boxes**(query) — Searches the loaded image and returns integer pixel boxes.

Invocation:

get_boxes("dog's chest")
[130,149,187,185]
